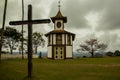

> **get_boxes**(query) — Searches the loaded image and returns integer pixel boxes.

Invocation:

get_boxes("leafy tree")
[19,38,27,54]
[32,32,45,54]
[77,38,107,57]
[3,27,22,54]
[114,50,120,56]
[0,29,6,50]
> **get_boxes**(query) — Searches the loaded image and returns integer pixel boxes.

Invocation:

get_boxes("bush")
[94,53,103,58]
[83,56,87,58]
[1,51,8,54]
[106,52,114,56]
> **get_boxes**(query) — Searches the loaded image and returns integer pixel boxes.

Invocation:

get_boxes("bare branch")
[77,38,108,57]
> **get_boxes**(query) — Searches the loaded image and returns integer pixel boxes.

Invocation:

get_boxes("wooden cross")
[9,4,50,78]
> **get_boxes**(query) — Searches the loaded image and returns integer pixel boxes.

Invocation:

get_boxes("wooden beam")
[9,19,51,25]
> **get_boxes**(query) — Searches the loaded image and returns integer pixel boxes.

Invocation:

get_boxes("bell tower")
[45,1,75,59]
[51,1,67,31]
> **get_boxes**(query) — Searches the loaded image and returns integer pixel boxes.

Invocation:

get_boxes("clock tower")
[45,1,75,59]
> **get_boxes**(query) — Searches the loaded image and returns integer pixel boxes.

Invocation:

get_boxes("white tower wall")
[66,46,73,58]
[47,46,52,58]
[62,34,65,45]
[53,34,56,45]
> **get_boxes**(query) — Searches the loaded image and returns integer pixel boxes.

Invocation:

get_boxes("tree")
[3,27,22,54]
[77,38,107,57]
[106,51,113,56]
[32,32,45,54]
[114,50,120,56]
[19,38,27,54]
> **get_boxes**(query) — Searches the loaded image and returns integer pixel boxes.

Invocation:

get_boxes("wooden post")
[9,4,50,78]
[28,5,33,78]
[27,5,32,78]
[0,0,8,62]
[21,0,24,59]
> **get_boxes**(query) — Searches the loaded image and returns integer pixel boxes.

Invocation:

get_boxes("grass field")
[0,57,120,80]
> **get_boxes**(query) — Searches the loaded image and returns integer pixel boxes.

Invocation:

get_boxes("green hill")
[0,57,120,80]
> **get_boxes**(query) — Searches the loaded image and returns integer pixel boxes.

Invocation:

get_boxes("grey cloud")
[49,0,105,29]
[0,0,24,27]
[0,1,5,28]
[0,0,48,33]
[97,0,120,31]
[74,31,120,52]
[49,0,90,29]
[49,0,120,31]
[98,31,120,51]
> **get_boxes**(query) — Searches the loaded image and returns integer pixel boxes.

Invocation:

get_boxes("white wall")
[62,34,65,45]
[66,34,67,44]
[50,35,52,45]
[47,46,52,58]
[52,34,55,45]
[66,46,72,58]
[71,35,72,45]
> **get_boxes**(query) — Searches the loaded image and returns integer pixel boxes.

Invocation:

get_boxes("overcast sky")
[0,0,120,52]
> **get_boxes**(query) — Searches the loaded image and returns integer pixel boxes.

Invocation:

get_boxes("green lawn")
[0,57,120,80]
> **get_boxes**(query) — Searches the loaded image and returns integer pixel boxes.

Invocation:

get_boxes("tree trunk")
[91,52,94,58]
[19,48,22,54]
[0,45,2,62]
[91,45,94,58]
[10,48,13,54]
[35,46,38,54]
[21,0,24,59]
[91,50,94,58]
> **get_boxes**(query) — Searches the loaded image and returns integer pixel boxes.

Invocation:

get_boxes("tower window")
[57,22,61,28]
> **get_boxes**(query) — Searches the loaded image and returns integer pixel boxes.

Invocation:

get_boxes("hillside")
[0,57,120,80]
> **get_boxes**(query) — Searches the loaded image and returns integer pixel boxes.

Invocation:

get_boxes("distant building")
[45,2,75,59]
